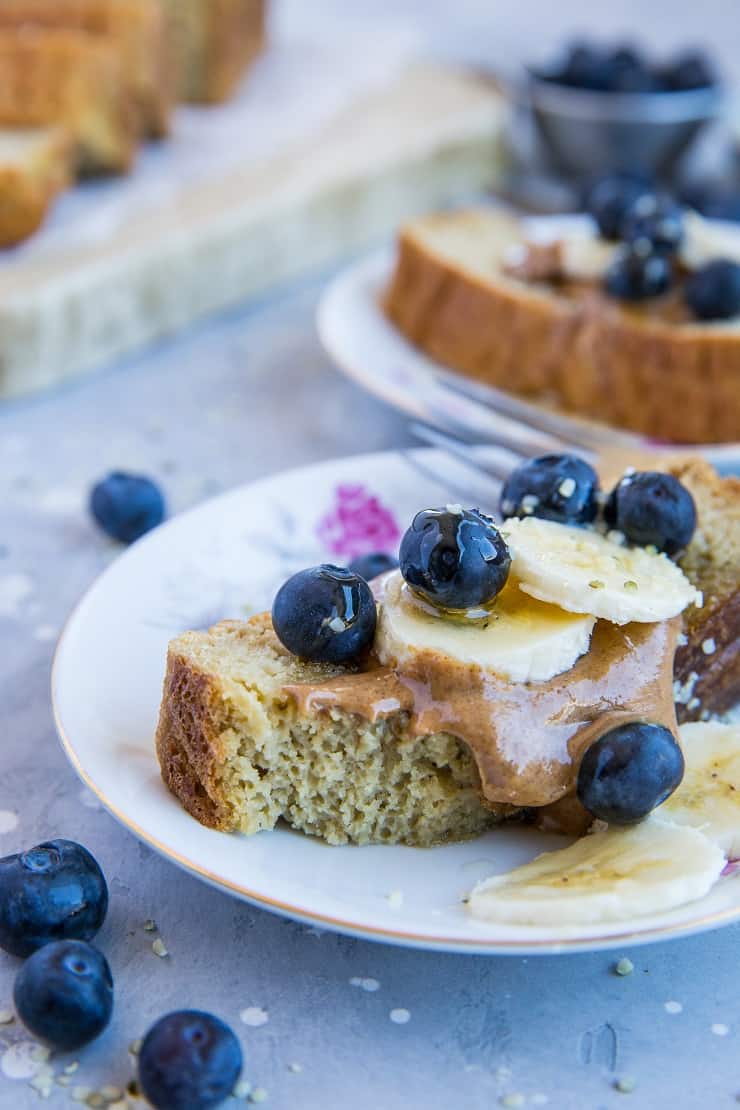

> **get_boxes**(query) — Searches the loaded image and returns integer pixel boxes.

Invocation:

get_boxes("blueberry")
[348,551,399,582]
[560,43,612,90]
[138,1010,242,1110]
[14,940,113,1050]
[272,565,376,664]
[500,454,599,526]
[399,507,510,611]
[604,246,673,301]
[607,44,654,92]
[663,50,717,91]
[686,259,740,320]
[584,174,653,240]
[621,193,684,254]
[0,839,108,958]
[90,471,165,544]
[577,722,684,824]
[604,470,697,555]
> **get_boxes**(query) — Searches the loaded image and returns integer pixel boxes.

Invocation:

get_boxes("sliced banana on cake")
[660,722,740,857]
[375,571,595,683]
[502,517,701,625]
[467,819,725,927]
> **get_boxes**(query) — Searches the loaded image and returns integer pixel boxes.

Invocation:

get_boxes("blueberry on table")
[686,260,740,320]
[621,194,684,254]
[272,565,376,664]
[577,722,684,824]
[605,471,697,555]
[399,507,510,611]
[13,940,113,1050]
[584,174,653,240]
[500,454,599,526]
[90,471,165,544]
[138,1010,243,1110]
[348,551,399,582]
[604,246,673,301]
[0,839,108,957]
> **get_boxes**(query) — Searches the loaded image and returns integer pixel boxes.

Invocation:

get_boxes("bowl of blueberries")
[525,40,722,179]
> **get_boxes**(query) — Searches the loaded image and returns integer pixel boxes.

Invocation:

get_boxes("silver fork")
[402,373,665,512]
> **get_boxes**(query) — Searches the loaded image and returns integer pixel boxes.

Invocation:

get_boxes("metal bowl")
[524,73,724,180]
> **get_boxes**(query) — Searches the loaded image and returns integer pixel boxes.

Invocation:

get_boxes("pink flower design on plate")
[317,484,401,561]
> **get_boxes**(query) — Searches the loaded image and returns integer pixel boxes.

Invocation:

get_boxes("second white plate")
[317,242,740,473]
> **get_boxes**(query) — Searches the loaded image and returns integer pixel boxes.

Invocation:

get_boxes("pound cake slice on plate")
[383,207,740,445]
[156,456,738,847]
[156,612,502,846]
[671,457,740,721]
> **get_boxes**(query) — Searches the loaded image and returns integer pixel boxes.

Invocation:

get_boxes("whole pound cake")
[384,208,740,445]
[160,0,266,104]
[156,458,738,846]
[0,27,136,174]
[0,0,175,138]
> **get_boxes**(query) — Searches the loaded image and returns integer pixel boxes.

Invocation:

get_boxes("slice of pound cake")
[384,207,740,444]
[156,614,503,846]
[156,456,737,847]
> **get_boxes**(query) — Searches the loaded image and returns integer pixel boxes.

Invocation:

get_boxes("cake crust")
[0,126,71,246]
[670,458,740,721]
[384,209,740,444]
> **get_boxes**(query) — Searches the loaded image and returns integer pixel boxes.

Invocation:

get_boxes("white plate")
[317,242,740,474]
[52,450,740,954]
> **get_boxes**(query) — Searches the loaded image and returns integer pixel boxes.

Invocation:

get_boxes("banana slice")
[660,722,740,857]
[375,571,595,683]
[502,517,701,625]
[682,211,740,272]
[468,819,725,926]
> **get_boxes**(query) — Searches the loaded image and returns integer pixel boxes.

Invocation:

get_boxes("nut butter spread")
[284,617,680,810]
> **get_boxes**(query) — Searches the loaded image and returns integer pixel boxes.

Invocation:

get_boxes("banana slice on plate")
[660,722,740,857]
[375,571,595,683]
[467,819,724,927]
[502,517,701,625]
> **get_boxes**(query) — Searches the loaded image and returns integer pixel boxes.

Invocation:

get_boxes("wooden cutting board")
[0,65,506,400]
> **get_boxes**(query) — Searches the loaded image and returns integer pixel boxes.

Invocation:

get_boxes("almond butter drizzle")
[284,618,680,811]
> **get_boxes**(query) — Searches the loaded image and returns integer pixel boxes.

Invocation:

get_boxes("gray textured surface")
[1,270,739,1110]
[2,0,740,1103]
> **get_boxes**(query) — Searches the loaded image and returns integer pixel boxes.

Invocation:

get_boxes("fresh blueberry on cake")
[685,259,740,320]
[14,940,113,1050]
[604,245,674,301]
[584,174,652,240]
[621,193,684,254]
[271,565,376,664]
[398,506,510,610]
[500,454,599,525]
[576,721,685,824]
[605,471,697,555]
